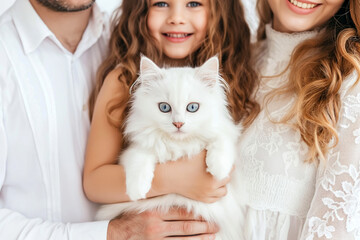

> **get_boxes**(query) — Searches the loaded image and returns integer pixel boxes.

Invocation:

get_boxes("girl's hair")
[256,0,360,162]
[89,0,259,130]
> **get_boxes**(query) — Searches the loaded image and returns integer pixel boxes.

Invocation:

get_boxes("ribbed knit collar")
[265,23,319,62]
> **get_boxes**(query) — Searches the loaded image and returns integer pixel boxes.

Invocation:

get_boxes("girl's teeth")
[166,33,188,38]
[289,0,317,9]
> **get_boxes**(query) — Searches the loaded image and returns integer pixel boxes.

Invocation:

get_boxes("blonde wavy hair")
[256,0,360,162]
[89,0,259,132]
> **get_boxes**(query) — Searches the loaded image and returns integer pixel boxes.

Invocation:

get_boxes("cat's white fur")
[96,56,242,240]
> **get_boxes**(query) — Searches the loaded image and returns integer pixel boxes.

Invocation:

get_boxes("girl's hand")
[151,150,232,203]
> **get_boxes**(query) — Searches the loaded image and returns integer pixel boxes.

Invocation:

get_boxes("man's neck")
[29,0,92,53]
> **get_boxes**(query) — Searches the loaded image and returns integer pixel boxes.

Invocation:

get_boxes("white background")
[97,0,121,14]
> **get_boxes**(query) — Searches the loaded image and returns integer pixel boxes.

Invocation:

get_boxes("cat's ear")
[140,56,162,81]
[195,56,219,87]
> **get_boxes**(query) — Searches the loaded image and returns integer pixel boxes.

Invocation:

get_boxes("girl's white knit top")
[236,24,360,240]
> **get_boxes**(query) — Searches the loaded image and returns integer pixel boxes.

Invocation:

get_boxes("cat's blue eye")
[153,1,168,7]
[159,102,171,113]
[187,102,199,112]
[187,1,201,7]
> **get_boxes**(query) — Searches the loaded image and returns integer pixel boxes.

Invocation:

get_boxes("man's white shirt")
[0,0,15,16]
[0,0,110,238]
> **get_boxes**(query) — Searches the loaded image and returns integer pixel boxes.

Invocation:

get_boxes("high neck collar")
[265,24,320,62]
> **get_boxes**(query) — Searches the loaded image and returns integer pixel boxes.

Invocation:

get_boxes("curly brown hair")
[89,0,259,130]
[256,0,360,162]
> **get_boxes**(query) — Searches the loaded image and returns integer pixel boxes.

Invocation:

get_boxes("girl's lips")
[162,32,193,43]
[287,0,321,14]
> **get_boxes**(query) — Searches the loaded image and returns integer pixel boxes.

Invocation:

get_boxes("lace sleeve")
[300,78,360,240]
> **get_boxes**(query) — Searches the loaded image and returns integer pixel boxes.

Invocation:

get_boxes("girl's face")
[147,0,209,60]
[267,0,345,33]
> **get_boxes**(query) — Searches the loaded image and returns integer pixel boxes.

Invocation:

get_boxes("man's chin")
[35,0,95,12]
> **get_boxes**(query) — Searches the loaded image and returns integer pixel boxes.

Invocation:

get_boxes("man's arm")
[0,209,109,239]
[0,208,218,240]
[0,94,108,240]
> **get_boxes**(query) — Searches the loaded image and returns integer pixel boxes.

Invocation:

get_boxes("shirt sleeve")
[300,77,360,240]
[0,46,109,240]
[0,209,109,240]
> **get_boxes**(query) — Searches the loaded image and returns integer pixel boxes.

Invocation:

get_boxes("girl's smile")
[162,32,194,43]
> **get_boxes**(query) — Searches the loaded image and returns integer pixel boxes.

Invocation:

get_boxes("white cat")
[96,56,242,240]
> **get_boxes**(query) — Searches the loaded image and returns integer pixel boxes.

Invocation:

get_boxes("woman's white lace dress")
[236,25,360,240]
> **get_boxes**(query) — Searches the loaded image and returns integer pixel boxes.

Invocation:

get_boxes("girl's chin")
[162,56,190,67]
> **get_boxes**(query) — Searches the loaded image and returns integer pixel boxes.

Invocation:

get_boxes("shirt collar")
[74,3,108,58]
[12,0,51,54]
[11,0,107,56]
[0,0,15,17]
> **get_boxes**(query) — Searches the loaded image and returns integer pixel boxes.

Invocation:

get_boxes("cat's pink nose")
[173,122,184,129]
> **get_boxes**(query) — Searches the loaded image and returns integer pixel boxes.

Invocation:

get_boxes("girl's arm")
[83,69,229,204]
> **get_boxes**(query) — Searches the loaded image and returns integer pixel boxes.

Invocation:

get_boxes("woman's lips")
[287,0,321,14]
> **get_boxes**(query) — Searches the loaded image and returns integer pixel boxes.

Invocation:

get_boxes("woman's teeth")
[289,0,317,9]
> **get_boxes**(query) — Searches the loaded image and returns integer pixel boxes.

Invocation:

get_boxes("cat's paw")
[205,150,233,180]
[126,171,153,201]
[206,164,231,181]
[122,148,156,201]
[126,187,148,201]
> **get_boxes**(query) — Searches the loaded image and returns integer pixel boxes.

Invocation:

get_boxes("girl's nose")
[167,7,186,25]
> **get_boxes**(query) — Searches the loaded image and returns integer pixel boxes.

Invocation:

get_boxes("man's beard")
[36,0,95,12]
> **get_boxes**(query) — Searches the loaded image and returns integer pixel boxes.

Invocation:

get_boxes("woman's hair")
[256,0,360,162]
[89,0,259,130]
